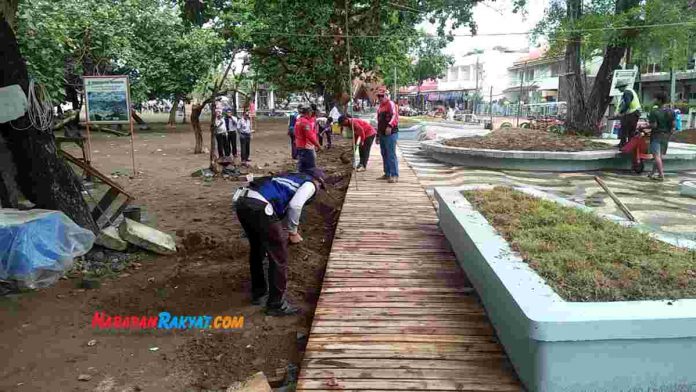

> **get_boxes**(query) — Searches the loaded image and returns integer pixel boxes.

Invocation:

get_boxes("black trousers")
[619,111,640,146]
[359,134,376,168]
[215,133,230,158]
[235,198,289,306]
[240,135,251,162]
[228,131,238,157]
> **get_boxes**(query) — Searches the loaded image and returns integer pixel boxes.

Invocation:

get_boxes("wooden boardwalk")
[297,145,523,391]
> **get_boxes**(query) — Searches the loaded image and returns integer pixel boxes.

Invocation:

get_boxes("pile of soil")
[444,128,614,152]
[672,129,696,144]
[0,119,352,391]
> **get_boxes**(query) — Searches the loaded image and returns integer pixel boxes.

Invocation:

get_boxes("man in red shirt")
[376,87,399,183]
[294,104,321,173]
[338,114,376,172]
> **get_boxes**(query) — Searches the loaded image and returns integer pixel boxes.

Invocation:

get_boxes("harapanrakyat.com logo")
[91,311,244,330]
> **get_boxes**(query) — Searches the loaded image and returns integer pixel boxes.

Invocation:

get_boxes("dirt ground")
[0,118,352,391]
[672,128,696,144]
[444,128,615,152]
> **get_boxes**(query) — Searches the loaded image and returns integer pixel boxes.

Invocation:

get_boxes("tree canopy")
[533,0,696,71]
[247,0,490,100]
[16,0,224,105]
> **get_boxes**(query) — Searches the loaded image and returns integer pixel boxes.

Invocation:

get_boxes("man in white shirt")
[224,109,238,160]
[238,112,252,165]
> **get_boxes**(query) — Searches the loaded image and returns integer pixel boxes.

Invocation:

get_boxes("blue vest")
[250,173,314,217]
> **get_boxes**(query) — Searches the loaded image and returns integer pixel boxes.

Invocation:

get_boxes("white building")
[434,47,528,110]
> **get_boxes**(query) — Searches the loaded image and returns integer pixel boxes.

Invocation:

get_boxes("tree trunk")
[191,104,204,154]
[182,102,187,124]
[0,19,97,232]
[583,46,626,132]
[562,0,637,135]
[131,110,150,130]
[208,101,220,172]
[167,98,179,126]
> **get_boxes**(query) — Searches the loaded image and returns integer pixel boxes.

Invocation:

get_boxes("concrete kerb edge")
[435,185,696,343]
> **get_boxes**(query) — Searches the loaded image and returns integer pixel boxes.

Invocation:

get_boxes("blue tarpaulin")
[0,209,95,289]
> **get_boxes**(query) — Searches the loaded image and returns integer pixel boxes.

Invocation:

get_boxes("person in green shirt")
[647,92,674,181]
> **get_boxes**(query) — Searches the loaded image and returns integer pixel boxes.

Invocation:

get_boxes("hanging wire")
[248,20,696,39]
[10,79,54,132]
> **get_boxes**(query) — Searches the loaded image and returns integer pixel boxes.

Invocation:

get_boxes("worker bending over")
[233,169,326,316]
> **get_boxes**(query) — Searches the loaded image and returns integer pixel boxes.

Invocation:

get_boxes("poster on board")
[609,69,638,97]
[84,76,131,124]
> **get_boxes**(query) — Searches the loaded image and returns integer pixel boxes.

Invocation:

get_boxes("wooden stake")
[594,176,637,222]
[345,0,357,191]
[129,111,137,177]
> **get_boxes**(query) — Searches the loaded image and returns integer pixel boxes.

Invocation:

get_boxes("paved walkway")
[296,145,522,391]
[400,141,696,241]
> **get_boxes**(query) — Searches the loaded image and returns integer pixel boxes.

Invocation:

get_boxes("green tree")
[249,0,489,107]
[1,2,97,231]
[177,0,256,166]
[533,0,695,134]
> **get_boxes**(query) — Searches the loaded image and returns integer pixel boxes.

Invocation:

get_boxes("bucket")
[123,205,142,222]
[332,123,341,135]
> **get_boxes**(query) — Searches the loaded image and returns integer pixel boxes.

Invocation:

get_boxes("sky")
[422,0,550,57]
[418,0,551,95]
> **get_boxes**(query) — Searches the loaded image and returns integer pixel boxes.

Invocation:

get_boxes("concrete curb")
[422,140,696,172]
[436,185,696,392]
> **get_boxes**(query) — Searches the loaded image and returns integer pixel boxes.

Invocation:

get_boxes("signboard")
[84,76,131,124]
[609,69,638,97]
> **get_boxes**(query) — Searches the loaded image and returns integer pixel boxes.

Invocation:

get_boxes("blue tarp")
[0,209,95,289]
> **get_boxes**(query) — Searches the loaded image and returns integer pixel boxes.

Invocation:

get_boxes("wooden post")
[489,86,493,128]
[345,0,358,191]
[83,93,92,163]
[129,113,136,177]
[594,176,637,222]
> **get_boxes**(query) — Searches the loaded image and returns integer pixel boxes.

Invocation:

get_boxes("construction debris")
[118,218,176,255]
[95,226,128,251]
[226,372,272,392]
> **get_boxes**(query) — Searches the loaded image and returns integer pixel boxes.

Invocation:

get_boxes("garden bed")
[464,187,696,302]
[435,185,696,392]
[444,128,613,152]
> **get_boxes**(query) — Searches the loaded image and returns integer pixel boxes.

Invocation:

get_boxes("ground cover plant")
[464,187,696,302]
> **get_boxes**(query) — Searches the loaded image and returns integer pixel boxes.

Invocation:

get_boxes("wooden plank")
[306,342,502,353]
[321,278,468,287]
[326,262,459,269]
[315,301,482,309]
[301,358,513,370]
[313,320,490,328]
[317,293,478,303]
[59,150,133,197]
[296,380,522,392]
[302,350,507,361]
[320,287,474,294]
[300,368,514,381]
[306,334,497,344]
[324,269,464,278]
[309,326,494,335]
[315,308,484,317]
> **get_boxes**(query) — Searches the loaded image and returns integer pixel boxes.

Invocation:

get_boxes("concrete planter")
[422,140,696,172]
[435,185,696,392]
[681,180,696,198]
